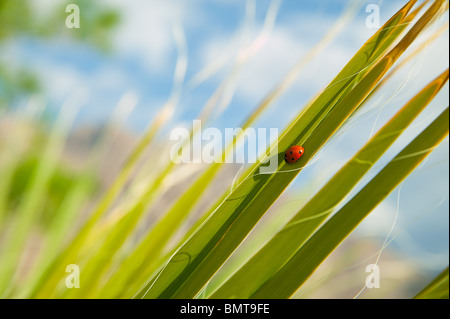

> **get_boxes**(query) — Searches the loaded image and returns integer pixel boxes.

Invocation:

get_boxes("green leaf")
[414,267,449,299]
[250,107,449,298]
[211,70,449,298]
[135,0,437,299]
[97,4,362,298]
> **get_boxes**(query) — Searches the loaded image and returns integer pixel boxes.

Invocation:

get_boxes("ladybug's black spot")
[291,158,295,161]
[290,151,293,154]
[299,151,301,154]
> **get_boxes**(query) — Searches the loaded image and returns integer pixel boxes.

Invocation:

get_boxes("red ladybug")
[284,145,304,164]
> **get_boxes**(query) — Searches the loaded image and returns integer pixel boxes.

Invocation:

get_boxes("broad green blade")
[211,70,449,298]
[250,107,449,298]
[136,0,442,299]
[414,267,449,299]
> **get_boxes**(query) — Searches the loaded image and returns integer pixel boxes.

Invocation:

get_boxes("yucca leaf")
[414,267,449,299]
[178,0,423,245]
[211,69,448,298]
[135,0,444,299]
[96,3,362,299]
[250,107,449,298]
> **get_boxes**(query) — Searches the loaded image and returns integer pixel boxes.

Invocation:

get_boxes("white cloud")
[196,10,375,107]
[104,0,192,74]
[37,63,85,102]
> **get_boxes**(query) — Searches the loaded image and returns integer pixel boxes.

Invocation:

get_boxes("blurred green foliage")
[0,0,111,222]
[7,155,98,227]
[0,0,33,40]
[0,0,120,107]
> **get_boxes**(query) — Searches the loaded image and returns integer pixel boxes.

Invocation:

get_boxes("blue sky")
[4,0,410,132]
[2,0,449,277]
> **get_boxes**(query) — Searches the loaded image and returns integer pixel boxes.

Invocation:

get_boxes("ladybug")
[284,145,304,164]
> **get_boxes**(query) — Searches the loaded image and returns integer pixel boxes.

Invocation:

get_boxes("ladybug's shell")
[284,145,304,164]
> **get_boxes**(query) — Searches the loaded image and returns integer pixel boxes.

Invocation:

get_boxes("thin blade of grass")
[27,23,189,297]
[17,93,137,298]
[0,91,84,296]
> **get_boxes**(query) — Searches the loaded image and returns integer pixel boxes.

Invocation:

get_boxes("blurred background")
[0,0,448,298]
